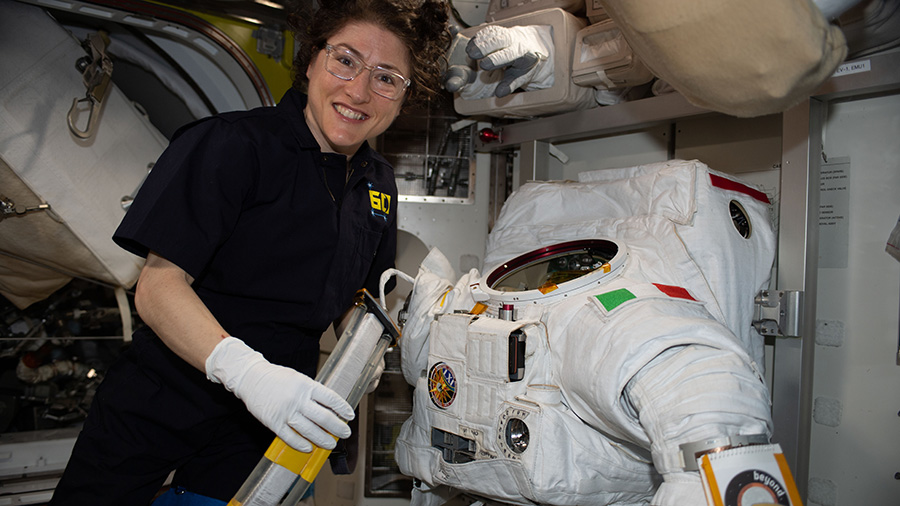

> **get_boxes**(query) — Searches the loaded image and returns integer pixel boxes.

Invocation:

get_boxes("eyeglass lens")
[325,46,407,99]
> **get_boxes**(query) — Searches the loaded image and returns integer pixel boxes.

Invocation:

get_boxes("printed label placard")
[698,443,803,506]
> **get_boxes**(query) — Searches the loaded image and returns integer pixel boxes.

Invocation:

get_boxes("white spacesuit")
[393,160,779,506]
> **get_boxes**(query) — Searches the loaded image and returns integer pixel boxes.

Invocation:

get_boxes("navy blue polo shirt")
[114,88,398,376]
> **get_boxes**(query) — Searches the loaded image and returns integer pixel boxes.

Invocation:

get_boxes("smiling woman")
[292,0,451,109]
[294,0,451,156]
[47,1,451,505]
[303,21,412,155]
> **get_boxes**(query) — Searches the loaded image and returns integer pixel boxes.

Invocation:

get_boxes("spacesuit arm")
[623,344,773,506]
[398,248,457,384]
[398,248,481,385]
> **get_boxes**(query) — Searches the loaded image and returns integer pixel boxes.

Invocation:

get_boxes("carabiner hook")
[67,95,100,139]
[68,31,113,140]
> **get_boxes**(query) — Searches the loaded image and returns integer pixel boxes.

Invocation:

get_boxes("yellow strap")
[699,454,725,506]
[263,438,313,475]
[775,452,804,506]
[300,446,333,482]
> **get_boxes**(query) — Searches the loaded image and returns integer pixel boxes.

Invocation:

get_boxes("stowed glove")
[206,336,354,452]
[448,24,555,100]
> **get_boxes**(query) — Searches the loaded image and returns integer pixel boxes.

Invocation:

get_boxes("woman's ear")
[306,52,318,80]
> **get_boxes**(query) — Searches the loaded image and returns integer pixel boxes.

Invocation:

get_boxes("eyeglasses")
[323,44,410,101]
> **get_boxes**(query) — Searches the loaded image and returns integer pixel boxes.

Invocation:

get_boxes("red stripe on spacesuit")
[652,283,696,301]
[709,173,771,204]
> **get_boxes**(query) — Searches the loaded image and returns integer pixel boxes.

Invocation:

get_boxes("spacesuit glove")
[205,336,354,452]
[465,24,555,97]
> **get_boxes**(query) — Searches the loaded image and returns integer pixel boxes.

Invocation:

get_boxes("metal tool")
[228,289,399,506]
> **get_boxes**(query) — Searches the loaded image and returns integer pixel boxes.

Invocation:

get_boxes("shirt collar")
[280,88,318,150]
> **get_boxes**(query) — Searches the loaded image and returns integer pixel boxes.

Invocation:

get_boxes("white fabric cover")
[598,0,848,117]
[396,160,777,506]
[0,2,166,308]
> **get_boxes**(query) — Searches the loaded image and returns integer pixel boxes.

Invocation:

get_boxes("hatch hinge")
[752,290,803,337]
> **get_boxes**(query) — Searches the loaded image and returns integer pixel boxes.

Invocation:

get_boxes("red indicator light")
[478,128,500,143]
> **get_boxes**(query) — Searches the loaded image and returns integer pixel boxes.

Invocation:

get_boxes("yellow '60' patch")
[369,190,391,218]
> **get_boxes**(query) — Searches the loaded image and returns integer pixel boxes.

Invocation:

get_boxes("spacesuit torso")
[397,258,680,505]
[395,160,777,506]
[395,265,769,506]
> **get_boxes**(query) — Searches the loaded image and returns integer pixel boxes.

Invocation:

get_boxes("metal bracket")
[752,289,803,337]
[253,26,284,60]
[0,195,51,222]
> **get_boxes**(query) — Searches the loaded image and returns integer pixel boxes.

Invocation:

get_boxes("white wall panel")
[807,92,900,506]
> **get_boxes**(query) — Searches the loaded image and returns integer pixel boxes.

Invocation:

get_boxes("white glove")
[464,24,555,98]
[206,336,355,452]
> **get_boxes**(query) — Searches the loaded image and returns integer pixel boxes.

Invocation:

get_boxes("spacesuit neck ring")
[471,238,627,306]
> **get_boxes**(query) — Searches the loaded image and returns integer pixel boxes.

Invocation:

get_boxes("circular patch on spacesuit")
[729,200,752,239]
[428,362,457,408]
[723,470,790,506]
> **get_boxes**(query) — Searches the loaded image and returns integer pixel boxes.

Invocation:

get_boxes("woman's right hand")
[205,336,354,452]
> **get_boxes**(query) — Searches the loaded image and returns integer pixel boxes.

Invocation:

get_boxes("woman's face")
[305,21,411,156]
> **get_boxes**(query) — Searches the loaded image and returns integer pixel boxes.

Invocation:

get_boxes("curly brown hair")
[289,0,451,109]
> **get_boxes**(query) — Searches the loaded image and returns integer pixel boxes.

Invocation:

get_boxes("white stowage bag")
[0,1,167,308]
[396,160,777,506]
[597,0,847,117]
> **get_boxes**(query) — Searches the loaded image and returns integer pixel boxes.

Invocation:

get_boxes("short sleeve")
[113,118,256,279]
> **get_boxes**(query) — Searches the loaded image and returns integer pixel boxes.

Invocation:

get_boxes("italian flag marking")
[595,283,696,312]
